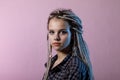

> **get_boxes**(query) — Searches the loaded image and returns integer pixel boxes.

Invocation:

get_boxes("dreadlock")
[43,8,93,80]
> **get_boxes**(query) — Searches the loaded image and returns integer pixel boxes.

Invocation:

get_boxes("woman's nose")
[54,34,60,41]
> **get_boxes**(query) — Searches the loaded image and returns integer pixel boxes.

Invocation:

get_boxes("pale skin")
[48,17,72,68]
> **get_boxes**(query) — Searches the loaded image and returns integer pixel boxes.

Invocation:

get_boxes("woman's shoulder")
[66,55,90,80]
[68,55,89,73]
[70,55,87,65]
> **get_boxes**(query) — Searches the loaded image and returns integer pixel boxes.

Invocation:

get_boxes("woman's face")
[48,18,71,51]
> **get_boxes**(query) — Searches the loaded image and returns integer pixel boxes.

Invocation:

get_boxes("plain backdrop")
[0,0,120,80]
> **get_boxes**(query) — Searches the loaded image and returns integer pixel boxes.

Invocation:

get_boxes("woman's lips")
[53,42,61,46]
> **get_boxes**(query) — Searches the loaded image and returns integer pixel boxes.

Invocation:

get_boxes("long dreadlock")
[43,8,93,80]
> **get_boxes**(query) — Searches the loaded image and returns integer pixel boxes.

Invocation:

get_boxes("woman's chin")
[53,47,62,51]
[54,48,61,51]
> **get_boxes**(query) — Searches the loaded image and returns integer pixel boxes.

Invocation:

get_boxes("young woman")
[43,8,94,80]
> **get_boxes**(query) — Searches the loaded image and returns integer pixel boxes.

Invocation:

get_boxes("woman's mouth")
[53,42,61,46]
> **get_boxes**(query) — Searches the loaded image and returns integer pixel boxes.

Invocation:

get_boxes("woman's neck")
[51,51,67,69]
[56,51,67,60]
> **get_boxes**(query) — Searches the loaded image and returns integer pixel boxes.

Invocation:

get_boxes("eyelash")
[49,31,54,34]
[60,31,67,34]
[49,30,67,35]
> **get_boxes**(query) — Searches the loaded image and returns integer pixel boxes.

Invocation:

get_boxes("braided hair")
[43,8,93,80]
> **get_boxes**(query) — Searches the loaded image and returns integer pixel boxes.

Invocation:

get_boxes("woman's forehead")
[48,18,70,30]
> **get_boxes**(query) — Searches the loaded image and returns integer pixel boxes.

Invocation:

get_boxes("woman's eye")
[60,31,67,35]
[49,31,54,35]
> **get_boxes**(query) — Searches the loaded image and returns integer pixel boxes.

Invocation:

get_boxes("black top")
[44,54,90,80]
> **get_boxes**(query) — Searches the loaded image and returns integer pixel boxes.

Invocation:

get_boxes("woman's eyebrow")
[48,29,67,32]
[59,29,67,31]
[48,29,54,31]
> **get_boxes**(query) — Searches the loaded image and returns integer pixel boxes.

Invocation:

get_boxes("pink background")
[0,0,120,80]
